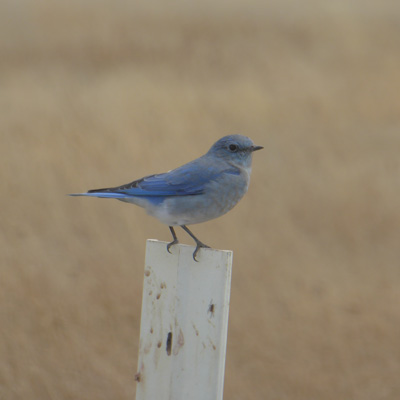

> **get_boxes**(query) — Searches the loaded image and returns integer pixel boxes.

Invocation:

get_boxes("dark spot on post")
[208,337,217,350]
[144,269,150,277]
[156,293,161,300]
[166,332,172,355]
[157,341,162,348]
[150,327,153,334]
[192,323,199,336]
[208,302,215,318]
[134,372,141,382]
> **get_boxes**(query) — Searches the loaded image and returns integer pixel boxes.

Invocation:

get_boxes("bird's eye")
[228,144,238,152]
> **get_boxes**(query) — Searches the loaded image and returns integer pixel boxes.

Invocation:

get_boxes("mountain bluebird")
[70,134,263,261]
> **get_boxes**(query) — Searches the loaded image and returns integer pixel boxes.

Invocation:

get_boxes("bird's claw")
[166,239,179,254]
[192,242,211,262]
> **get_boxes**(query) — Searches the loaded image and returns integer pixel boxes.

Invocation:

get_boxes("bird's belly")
[149,178,248,226]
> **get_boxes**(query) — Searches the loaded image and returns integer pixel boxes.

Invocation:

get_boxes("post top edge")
[146,239,233,256]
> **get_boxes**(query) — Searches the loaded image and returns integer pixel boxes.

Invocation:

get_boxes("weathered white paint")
[135,240,233,400]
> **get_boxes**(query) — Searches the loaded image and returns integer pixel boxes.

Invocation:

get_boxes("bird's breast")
[157,168,250,225]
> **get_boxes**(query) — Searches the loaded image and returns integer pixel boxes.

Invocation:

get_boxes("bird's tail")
[68,191,127,199]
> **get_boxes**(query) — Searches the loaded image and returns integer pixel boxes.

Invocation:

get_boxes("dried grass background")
[1,0,400,399]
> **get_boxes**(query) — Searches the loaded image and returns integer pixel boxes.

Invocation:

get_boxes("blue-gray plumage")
[70,134,263,260]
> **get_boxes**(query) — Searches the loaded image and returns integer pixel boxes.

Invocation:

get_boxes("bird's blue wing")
[73,157,240,199]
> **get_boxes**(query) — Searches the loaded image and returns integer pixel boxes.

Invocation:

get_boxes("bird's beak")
[250,145,264,152]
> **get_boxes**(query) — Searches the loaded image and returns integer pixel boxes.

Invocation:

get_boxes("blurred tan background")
[1,0,400,399]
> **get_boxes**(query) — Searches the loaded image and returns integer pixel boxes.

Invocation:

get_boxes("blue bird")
[70,134,263,261]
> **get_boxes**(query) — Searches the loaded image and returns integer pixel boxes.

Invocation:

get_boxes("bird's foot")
[167,238,179,254]
[167,226,179,254]
[192,241,210,262]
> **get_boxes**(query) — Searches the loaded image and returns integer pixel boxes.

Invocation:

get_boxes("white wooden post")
[135,239,233,400]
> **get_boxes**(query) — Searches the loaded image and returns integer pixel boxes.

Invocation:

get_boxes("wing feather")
[87,158,239,197]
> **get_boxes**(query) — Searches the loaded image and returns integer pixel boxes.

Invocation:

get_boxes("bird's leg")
[167,226,179,254]
[180,225,210,262]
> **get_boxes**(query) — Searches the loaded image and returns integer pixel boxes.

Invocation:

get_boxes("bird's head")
[206,134,263,168]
